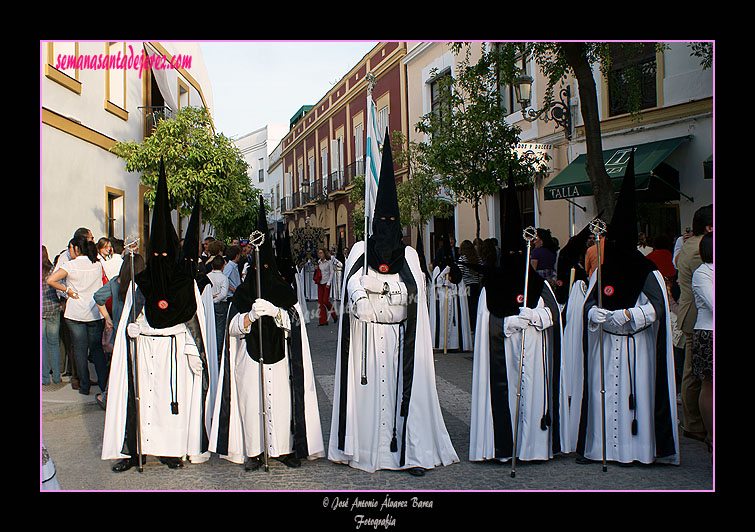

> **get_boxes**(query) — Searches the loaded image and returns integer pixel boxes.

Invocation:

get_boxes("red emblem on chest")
[516,294,524,304]
[378,264,389,273]
[158,299,169,309]
[603,286,614,296]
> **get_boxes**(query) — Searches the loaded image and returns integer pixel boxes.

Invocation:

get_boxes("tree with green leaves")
[493,41,711,222]
[110,105,262,243]
[416,44,543,241]
[391,131,454,235]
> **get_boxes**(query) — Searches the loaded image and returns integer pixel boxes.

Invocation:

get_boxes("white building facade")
[233,124,288,232]
[41,41,214,257]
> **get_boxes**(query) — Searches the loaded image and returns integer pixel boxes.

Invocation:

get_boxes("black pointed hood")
[180,197,211,293]
[600,149,657,310]
[181,198,201,267]
[484,169,544,318]
[367,128,406,275]
[231,197,297,365]
[277,227,297,286]
[415,231,430,279]
[336,236,345,265]
[553,216,599,304]
[232,196,297,314]
[135,158,197,328]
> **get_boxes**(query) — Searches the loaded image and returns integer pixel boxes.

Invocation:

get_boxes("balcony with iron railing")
[281,159,367,217]
[281,195,293,214]
[139,105,175,137]
[344,159,365,185]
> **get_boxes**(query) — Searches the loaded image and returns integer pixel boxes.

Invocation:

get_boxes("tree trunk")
[474,197,481,241]
[561,43,615,222]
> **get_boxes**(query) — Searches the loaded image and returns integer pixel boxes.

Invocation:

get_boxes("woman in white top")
[47,234,108,396]
[315,248,341,326]
[691,232,713,452]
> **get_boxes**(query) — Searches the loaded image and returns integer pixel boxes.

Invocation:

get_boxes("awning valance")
[544,136,690,201]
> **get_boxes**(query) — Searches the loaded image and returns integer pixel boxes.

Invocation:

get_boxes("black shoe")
[158,456,184,469]
[244,455,263,471]
[318,323,328,327]
[575,455,593,465]
[275,453,301,468]
[408,467,426,477]
[112,456,145,472]
[332,314,337,324]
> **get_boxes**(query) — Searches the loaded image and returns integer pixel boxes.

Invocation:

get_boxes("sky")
[199,41,379,140]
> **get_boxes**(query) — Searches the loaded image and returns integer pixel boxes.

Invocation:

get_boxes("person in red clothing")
[315,248,340,326]
[646,234,677,281]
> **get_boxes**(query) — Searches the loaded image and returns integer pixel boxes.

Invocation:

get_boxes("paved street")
[42,301,713,495]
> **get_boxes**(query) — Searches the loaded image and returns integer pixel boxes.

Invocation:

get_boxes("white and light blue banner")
[364,93,382,237]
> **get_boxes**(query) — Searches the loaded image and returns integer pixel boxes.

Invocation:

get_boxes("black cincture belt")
[141,333,180,415]
[604,324,651,436]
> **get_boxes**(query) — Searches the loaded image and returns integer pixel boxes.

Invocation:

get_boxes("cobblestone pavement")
[42,301,714,498]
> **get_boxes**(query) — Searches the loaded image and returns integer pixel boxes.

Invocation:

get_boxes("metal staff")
[361,212,369,386]
[125,236,144,473]
[249,230,270,472]
[361,72,378,386]
[589,218,608,473]
[511,226,538,478]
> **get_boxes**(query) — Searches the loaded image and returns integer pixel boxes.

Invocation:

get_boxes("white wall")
[41,41,214,255]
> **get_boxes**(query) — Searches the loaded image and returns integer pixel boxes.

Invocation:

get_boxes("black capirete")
[232,196,297,364]
[599,149,657,311]
[366,129,406,275]
[135,158,197,329]
[180,197,211,293]
[553,218,596,304]
[483,169,544,318]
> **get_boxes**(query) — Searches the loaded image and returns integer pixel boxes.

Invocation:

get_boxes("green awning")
[544,136,690,201]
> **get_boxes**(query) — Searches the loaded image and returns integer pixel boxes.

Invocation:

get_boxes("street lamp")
[513,75,572,139]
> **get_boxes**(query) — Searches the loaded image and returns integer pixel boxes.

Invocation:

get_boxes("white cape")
[328,241,459,473]
[102,282,211,463]
[469,284,568,462]
[571,269,679,465]
[428,266,473,352]
[561,280,588,451]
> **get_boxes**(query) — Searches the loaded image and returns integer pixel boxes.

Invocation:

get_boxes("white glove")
[440,266,451,278]
[252,298,279,318]
[505,315,530,335]
[609,309,630,327]
[355,298,376,323]
[588,307,611,325]
[127,323,140,338]
[187,354,203,375]
[518,307,538,324]
[360,275,385,293]
[247,308,259,323]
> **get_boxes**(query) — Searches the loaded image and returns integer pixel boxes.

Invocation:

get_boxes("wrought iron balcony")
[139,105,175,137]
[281,195,293,214]
[344,159,365,186]
[328,170,344,194]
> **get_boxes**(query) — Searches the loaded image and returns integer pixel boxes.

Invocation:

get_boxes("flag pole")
[360,72,378,386]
